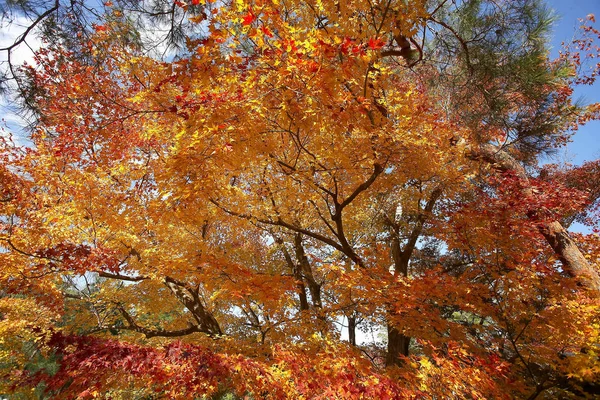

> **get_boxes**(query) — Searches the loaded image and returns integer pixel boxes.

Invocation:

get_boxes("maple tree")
[1,0,600,398]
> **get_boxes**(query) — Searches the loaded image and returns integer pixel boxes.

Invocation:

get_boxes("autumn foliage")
[1,0,600,399]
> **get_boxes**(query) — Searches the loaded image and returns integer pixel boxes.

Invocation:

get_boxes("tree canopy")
[1,0,600,398]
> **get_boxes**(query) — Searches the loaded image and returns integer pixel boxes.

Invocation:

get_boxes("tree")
[1,0,600,398]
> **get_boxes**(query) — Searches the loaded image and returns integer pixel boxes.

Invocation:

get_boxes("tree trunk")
[386,324,410,366]
[280,238,310,311]
[539,221,600,291]
[385,234,410,367]
[295,233,323,308]
[470,144,600,293]
[164,277,222,336]
[348,315,356,346]
[386,278,411,365]
[386,235,411,366]
[386,190,442,367]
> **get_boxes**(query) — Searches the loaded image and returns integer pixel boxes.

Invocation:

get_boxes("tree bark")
[386,189,442,367]
[295,233,323,308]
[281,241,310,311]
[386,234,411,366]
[385,324,411,366]
[470,144,600,293]
[164,277,222,335]
[348,315,356,346]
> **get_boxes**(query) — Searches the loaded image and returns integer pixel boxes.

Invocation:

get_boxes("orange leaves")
[406,342,511,399]
[0,297,58,389]
[2,1,600,399]
[267,341,410,399]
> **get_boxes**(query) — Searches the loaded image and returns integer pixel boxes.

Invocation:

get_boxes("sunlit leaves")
[0,0,599,398]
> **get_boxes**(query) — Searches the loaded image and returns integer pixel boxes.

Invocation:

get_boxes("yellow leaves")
[419,357,433,370]
[0,297,59,368]
[3,1,598,399]
[234,0,245,11]
[0,298,57,329]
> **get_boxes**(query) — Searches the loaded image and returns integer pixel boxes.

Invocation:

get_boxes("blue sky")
[547,0,600,165]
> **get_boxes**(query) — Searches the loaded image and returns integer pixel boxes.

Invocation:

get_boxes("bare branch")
[0,0,60,53]
[209,198,347,254]
[97,271,149,282]
[116,305,208,339]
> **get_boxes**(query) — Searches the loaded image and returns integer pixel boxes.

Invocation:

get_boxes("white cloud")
[0,15,43,67]
[0,15,43,145]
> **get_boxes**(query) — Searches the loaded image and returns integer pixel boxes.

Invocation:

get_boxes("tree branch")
[469,144,600,293]
[210,198,347,254]
[0,0,60,52]
[338,163,384,212]
[116,305,207,339]
[97,271,149,282]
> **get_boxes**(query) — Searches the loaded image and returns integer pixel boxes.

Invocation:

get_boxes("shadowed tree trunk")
[348,315,357,346]
[386,188,442,367]
[295,233,323,309]
[280,239,310,311]
[386,233,411,366]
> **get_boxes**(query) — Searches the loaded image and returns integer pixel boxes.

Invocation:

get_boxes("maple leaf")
[260,26,273,38]
[93,24,108,32]
[2,1,600,399]
[242,11,256,26]
[368,37,385,50]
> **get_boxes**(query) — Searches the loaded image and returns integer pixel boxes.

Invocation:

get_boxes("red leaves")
[446,171,589,251]
[338,36,387,56]
[26,243,124,275]
[24,333,228,397]
[93,24,108,32]
[18,332,419,399]
[542,160,600,228]
[242,10,256,26]
[340,37,364,55]
[21,332,283,399]
[368,37,385,50]
[260,26,273,38]
[560,13,600,88]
